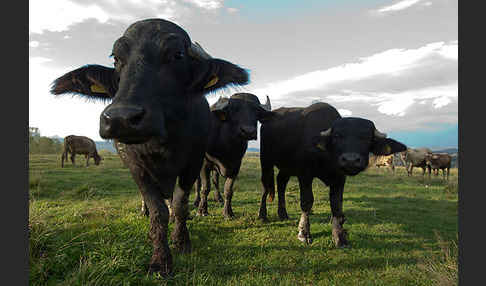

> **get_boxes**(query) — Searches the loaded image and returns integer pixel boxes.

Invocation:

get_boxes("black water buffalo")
[193,93,273,218]
[61,135,102,167]
[399,147,432,176]
[50,18,249,275]
[258,102,407,247]
[425,153,452,180]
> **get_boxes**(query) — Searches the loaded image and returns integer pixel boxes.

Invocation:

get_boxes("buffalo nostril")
[128,110,145,127]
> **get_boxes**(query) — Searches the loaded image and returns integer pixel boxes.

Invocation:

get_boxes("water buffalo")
[425,153,452,180]
[193,93,273,218]
[258,102,407,247]
[61,135,102,167]
[399,147,432,176]
[50,18,249,275]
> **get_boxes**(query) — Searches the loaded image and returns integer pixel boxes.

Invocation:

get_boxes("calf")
[193,93,273,218]
[258,102,406,247]
[61,135,102,167]
[425,153,452,180]
[51,18,249,275]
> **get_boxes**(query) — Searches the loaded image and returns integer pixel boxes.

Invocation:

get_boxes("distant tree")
[29,127,63,154]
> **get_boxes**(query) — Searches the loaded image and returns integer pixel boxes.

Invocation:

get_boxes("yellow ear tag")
[90,84,107,93]
[385,145,392,154]
[204,76,219,89]
[316,143,326,151]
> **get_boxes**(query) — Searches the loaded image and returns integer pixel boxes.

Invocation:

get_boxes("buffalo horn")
[374,128,387,139]
[320,128,332,137]
[261,95,271,111]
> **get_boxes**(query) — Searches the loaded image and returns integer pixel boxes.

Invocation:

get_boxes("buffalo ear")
[50,65,117,102]
[190,58,249,93]
[371,138,407,155]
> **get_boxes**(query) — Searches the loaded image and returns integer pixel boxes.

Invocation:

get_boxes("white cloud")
[227,7,238,13]
[183,0,223,10]
[29,0,110,34]
[251,41,457,100]
[376,0,422,13]
[29,41,39,48]
[338,109,353,116]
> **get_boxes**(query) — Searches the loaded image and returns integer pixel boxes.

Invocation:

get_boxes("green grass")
[29,154,458,286]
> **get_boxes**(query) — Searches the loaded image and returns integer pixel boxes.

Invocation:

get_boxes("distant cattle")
[193,93,273,218]
[50,18,249,275]
[369,154,395,173]
[400,148,432,176]
[61,135,102,167]
[425,153,452,180]
[258,102,407,247]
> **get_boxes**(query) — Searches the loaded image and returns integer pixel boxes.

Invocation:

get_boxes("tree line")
[29,127,63,154]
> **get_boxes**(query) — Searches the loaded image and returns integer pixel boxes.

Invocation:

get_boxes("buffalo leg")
[297,175,314,244]
[277,171,290,220]
[329,175,348,248]
[86,155,90,167]
[139,180,174,276]
[141,199,149,217]
[193,176,201,207]
[70,154,75,166]
[222,177,236,218]
[196,165,211,216]
[212,171,223,203]
[170,182,191,253]
[258,161,275,222]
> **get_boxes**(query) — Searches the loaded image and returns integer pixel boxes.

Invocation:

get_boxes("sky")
[29,0,458,149]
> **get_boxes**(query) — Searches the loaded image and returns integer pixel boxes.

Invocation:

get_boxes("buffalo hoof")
[141,209,150,217]
[297,233,313,245]
[196,209,209,217]
[223,210,235,219]
[148,262,172,277]
[278,209,289,220]
[258,215,269,223]
[332,228,349,248]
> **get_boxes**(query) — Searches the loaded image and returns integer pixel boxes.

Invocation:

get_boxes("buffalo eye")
[174,51,185,60]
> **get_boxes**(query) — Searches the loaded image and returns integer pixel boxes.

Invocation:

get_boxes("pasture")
[29,153,458,286]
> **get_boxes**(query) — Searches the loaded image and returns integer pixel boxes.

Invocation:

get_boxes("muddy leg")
[142,190,173,276]
[171,181,192,253]
[196,165,211,216]
[258,162,274,222]
[329,176,348,248]
[277,171,290,220]
[212,171,223,203]
[297,175,314,244]
[222,177,235,218]
[193,176,201,207]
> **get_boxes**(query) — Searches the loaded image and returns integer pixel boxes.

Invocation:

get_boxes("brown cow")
[425,153,452,180]
[61,135,102,167]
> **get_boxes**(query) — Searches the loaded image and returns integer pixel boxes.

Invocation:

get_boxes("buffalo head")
[51,18,249,144]
[313,117,407,176]
[210,93,273,141]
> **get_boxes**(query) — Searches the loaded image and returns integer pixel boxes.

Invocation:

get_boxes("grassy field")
[29,154,458,286]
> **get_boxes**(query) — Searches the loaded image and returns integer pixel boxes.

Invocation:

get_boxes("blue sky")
[29,0,457,148]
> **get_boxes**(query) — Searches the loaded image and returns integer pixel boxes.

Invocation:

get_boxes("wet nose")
[100,106,146,138]
[339,153,363,167]
[240,126,257,139]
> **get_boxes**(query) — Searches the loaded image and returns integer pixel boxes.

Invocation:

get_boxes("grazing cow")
[258,102,407,247]
[50,18,249,275]
[400,147,432,176]
[425,153,452,180]
[369,154,395,173]
[61,135,102,167]
[192,93,274,218]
